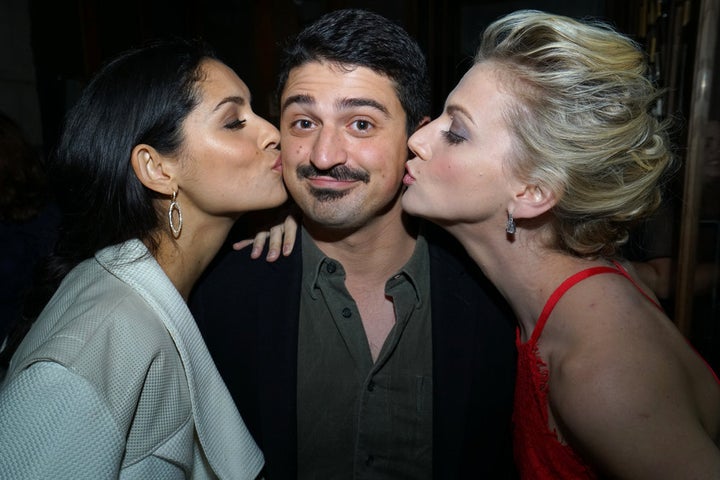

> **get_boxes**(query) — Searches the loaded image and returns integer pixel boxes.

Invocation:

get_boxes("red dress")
[513,262,662,479]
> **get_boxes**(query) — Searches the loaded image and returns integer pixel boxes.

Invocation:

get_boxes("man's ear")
[130,144,175,195]
[511,183,557,219]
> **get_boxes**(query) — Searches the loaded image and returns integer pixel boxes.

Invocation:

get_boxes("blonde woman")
[402,10,720,479]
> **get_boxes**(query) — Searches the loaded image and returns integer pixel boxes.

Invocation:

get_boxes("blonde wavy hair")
[475,10,673,257]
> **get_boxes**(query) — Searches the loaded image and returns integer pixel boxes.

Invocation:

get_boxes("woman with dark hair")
[0,38,286,479]
[402,10,720,479]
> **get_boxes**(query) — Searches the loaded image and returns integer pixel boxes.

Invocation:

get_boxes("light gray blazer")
[0,239,263,479]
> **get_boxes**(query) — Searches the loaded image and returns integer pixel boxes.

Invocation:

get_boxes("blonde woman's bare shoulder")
[544,273,720,478]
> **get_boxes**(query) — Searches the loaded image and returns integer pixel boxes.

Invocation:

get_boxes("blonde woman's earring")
[506,212,516,235]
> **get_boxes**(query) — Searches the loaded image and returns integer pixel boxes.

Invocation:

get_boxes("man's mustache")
[296,164,370,183]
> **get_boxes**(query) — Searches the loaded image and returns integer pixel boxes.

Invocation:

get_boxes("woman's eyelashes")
[224,118,247,130]
[441,129,466,145]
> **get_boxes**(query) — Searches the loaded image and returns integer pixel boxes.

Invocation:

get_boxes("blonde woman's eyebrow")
[446,104,475,125]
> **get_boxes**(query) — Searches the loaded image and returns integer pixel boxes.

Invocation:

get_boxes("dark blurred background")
[1,0,702,153]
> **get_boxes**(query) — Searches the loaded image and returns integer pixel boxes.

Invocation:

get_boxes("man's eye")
[350,120,373,132]
[294,119,314,129]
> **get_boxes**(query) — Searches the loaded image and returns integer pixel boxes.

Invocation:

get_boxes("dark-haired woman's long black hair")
[1,38,217,368]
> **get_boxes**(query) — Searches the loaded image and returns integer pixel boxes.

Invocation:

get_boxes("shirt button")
[326,262,337,273]
[341,307,352,318]
[365,455,374,466]
[367,381,375,392]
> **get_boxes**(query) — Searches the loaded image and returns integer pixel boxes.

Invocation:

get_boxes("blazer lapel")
[98,240,264,480]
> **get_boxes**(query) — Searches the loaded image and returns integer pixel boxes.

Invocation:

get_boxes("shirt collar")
[300,226,429,305]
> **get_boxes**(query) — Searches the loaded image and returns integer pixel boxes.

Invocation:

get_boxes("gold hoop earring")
[168,190,183,238]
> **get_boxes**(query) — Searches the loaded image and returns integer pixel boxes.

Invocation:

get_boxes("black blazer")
[190,222,517,479]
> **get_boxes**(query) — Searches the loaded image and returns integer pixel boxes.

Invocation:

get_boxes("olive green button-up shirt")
[297,228,433,479]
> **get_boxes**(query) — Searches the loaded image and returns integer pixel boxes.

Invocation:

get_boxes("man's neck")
[304,212,418,280]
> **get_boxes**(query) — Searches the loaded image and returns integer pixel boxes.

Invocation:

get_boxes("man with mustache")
[190,9,517,479]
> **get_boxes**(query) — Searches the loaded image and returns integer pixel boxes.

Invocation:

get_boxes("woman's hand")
[233,211,299,261]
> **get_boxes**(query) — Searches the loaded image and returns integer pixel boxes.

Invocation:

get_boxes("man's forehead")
[284,62,393,93]
[281,62,400,113]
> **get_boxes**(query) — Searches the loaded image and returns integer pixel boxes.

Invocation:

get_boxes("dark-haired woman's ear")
[130,144,175,196]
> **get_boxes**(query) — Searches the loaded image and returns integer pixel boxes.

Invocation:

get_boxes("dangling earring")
[168,190,183,238]
[505,212,516,235]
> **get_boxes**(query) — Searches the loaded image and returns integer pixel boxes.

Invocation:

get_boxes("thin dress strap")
[530,266,625,344]
[609,260,663,310]
[531,261,666,345]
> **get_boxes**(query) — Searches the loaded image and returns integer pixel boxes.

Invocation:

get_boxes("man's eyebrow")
[337,98,390,117]
[281,94,391,118]
[213,95,246,112]
[281,94,314,114]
